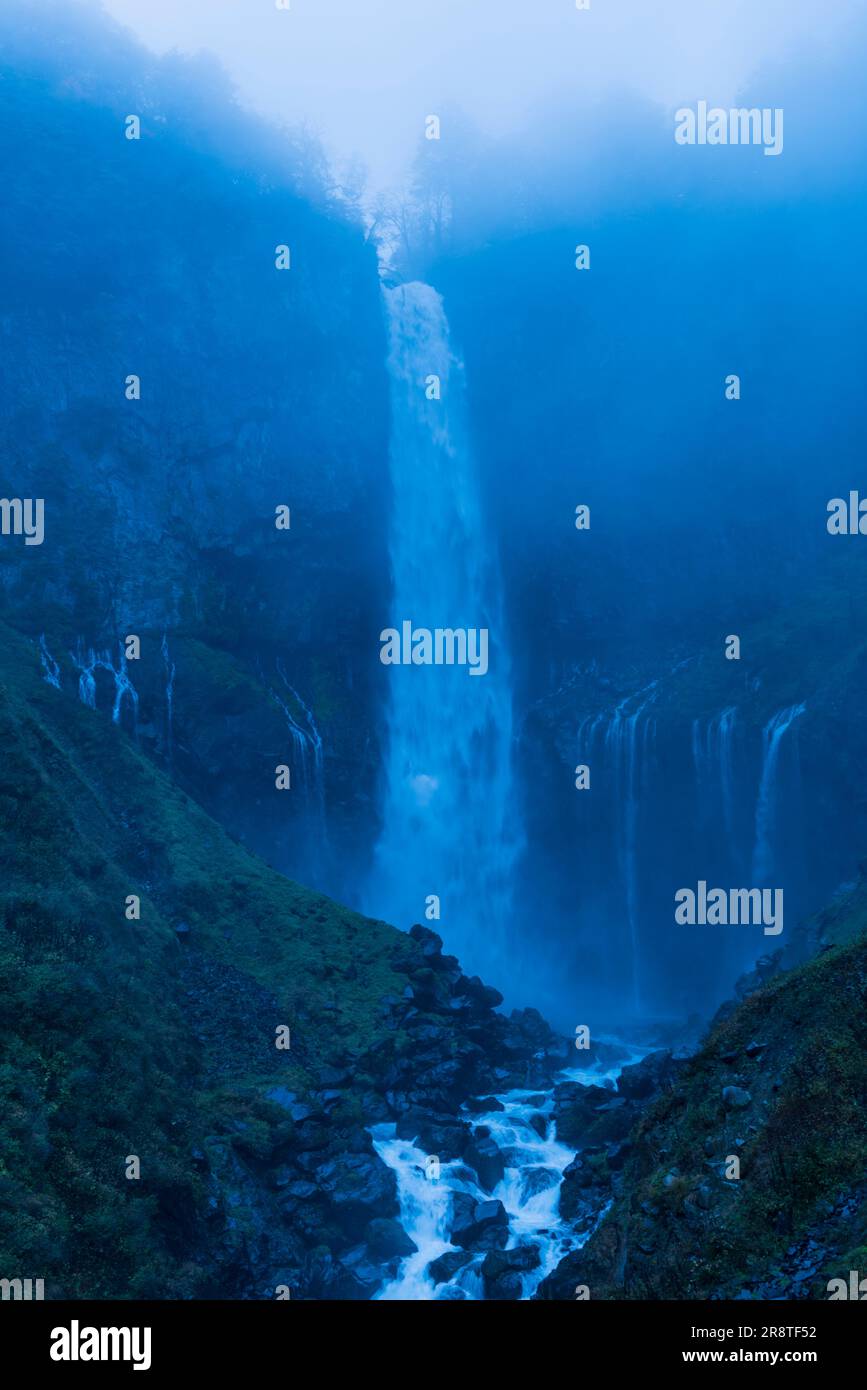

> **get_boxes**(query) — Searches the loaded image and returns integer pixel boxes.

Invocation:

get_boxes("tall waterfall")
[366,282,520,981]
[601,683,657,1012]
[752,703,806,884]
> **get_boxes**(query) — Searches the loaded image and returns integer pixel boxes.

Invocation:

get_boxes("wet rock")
[428,1249,473,1285]
[395,1112,471,1162]
[450,1197,509,1250]
[310,1151,399,1236]
[482,1245,541,1300]
[617,1050,680,1101]
[365,1217,417,1260]
[464,1096,505,1115]
[520,1166,561,1201]
[464,1134,506,1192]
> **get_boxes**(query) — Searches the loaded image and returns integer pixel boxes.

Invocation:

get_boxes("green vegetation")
[572,882,867,1298]
[0,620,415,1297]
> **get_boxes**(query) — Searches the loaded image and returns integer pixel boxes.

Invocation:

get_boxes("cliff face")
[0,5,391,898]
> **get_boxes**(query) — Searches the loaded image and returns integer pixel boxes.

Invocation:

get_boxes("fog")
[98,0,855,189]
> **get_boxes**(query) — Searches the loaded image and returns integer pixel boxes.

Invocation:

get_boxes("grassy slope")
[0,619,416,1296]
[558,881,867,1298]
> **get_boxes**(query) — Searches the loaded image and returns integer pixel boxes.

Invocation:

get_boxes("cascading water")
[585,681,658,1012]
[752,703,806,884]
[366,282,520,981]
[39,633,61,689]
[371,1040,645,1301]
[70,639,139,732]
[274,660,325,825]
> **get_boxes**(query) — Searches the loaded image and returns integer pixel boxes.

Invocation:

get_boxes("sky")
[99,0,853,190]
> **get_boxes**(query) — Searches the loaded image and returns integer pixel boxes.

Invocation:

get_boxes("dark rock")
[464,1134,506,1193]
[450,1197,509,1250]
[481,1248,540,1301]
[617,1050,680,1101]
[428,1249,473,1285]
[409,924,444,959]
[365,1217,417,1260]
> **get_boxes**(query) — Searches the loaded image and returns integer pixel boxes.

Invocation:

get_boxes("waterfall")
[752,703,806,883]
[70,639,139,732]
[274,661,325,826]
[371,1040,645,1300]
[38,633,61,689]
[596,682,658,1012]
[366,282,520,979]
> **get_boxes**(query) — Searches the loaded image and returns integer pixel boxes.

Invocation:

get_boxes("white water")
[372,1041,646,1301]
[38,633,61,689]
[70,639,139,731]
[366,282,520,979]
[579,683,658,1011]
[274,660,326,825]
[752,703,806,883]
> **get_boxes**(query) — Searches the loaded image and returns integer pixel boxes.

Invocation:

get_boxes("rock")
[464,1096,505,1115]
[409,924,444,959]
[481,1247,540,1301]
[464,1134,506,1192]
[745,1040,767,1058]
[428,1249,473,1285]
[311,1152,399,1236]
[520,1166,561,1200]
[722,1085,752,1110]
[452,975,504,1011]
[450,1197,509,1250]
[617,1049,679,1101]
[365,1217,417,1260]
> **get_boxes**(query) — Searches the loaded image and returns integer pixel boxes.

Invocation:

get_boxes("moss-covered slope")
[0,619,419,1297]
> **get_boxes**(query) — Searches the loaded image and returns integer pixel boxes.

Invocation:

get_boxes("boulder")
[464,1134,506,1193]
[428,1249,473,1285]
[450,1196,509,1251]
[365,1217,417,1260]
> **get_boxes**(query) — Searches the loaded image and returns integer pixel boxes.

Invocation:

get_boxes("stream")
[372,1037,646,1300]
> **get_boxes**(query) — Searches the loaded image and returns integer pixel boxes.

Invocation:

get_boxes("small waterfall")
[70,640,139,732]
[161,633,176,763]
[588,681,658,1012]
[274,661,325,826]
[366,282,520,979]
[38,633,61,689]
[752,703,806,883]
